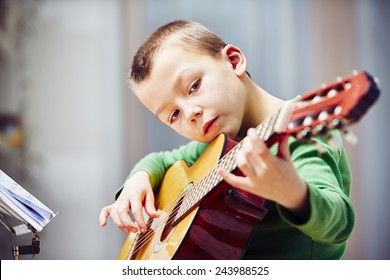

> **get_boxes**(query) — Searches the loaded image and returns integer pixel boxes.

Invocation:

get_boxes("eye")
[169,109,180,124]
[189,79,201,94]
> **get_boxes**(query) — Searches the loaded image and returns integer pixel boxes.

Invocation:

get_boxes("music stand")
[0,208,41,260]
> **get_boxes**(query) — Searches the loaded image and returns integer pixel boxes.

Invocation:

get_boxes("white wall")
[0,0,127,259]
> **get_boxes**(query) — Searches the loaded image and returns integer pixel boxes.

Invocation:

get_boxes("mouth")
[202,117,218,135]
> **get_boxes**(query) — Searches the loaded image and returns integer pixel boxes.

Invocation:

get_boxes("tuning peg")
[311,123,328,136]
[312,95,323,103]
[344,82,352,90]
[310,139,327,154]
[327,118,343,130]
[327,89,338,98]
[296,127,311,140]
[333,106,342,116]
[318,111,329,121]
[374,76,381,89]
[326,132,343,150]
[342,129,358,145]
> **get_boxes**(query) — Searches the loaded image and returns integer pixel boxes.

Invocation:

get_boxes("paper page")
[0,169,57,232]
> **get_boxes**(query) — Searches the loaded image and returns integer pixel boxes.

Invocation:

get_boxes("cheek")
[204,87,231,107]
[171,123,194,139]
[211,78,242,105]
[173,123,212,142]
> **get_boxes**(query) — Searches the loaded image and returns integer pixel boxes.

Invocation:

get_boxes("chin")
[196,133,220,143]
[222,128,240,139]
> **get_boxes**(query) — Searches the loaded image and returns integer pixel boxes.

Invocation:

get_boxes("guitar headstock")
[275,71,380,146]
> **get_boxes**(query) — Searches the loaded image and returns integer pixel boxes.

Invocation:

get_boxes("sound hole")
[159,196,184,242]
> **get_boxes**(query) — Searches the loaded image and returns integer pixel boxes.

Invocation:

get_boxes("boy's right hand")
[99,170,159,233]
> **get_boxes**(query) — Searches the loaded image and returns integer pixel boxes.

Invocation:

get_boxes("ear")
[221,44,247,77]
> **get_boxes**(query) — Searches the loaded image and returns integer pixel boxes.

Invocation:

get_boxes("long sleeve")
[246,131,354,259]
[278,131,354,243]
[115,141,209,199]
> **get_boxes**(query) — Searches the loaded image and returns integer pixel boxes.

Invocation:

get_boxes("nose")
[185,105,202,123]
[191,111,201,123]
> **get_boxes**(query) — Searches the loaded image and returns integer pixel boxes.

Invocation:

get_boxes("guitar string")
[127,112,280,257]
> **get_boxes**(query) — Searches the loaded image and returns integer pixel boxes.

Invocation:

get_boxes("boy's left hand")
[217,128,310,220]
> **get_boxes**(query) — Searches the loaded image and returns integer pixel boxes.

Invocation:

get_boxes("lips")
[202,117,218,135]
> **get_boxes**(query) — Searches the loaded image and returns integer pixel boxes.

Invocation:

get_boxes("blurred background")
[0,0,389,260]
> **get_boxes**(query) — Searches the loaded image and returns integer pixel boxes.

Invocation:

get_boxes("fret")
[222,148,237,170]
[256,113,278,142]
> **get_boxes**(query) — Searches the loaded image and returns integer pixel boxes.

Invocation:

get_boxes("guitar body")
[117,134,268,260]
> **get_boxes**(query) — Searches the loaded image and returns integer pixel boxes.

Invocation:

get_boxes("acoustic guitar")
[117,71,380,260]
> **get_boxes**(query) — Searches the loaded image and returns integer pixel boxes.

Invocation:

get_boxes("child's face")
[134,44,248,142]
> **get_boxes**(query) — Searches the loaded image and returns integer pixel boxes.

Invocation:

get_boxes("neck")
[236,78,285,140]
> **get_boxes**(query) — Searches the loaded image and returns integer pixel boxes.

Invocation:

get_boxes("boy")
[99,20,354,259]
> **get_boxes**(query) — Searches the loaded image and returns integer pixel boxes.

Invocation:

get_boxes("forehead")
[135,45,212,107]
[153,42,208,72]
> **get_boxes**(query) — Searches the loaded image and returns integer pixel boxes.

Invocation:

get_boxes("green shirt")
[117,131,354,260]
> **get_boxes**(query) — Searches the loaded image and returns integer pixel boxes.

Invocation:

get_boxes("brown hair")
[130,20,226,87]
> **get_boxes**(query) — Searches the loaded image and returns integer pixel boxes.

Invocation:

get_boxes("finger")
[144,189,159,218]
[99,205,112,227]
[277,136,291,160]
[118,209,138,233]
[246,129,270,159]
[129,198,147,233]
[218,168,249,190]
[236,149,257,178]
[238,130,267,176]
[236,131,258,175]
[105,200,138,233]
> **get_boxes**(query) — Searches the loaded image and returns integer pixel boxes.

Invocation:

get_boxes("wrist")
[282,180,310,223]
[122,170,151,193]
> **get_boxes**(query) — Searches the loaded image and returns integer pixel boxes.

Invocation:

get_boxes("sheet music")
[0,169,57,233]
